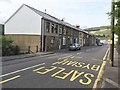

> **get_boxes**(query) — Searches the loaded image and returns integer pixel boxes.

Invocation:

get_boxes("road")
[1,45,109,88]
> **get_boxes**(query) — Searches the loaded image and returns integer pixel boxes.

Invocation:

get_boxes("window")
[67,28,70,35]
[63,27,66,35]
[76,38,78,43]
[59,25,62,34]
[70,38,73,44]
[74,39,76,43]
[55,24,58,34]
[51,37,54,43]
[63,37,66,45]
[51,39,53,44]
[46,22,50,33]
[51,23,54,33]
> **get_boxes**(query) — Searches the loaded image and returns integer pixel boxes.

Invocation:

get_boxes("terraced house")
[5,4,95,53]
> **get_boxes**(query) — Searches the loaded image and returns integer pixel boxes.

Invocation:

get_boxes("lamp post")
[110,0,115,67]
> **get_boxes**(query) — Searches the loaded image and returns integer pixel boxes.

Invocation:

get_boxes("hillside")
[90,29,111,35]
[89,29,111,40]
[84,25,110,31]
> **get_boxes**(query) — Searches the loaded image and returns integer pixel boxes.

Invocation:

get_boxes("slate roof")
[24,4,82,31]
[5,4,89,34]
[25,4,60,23]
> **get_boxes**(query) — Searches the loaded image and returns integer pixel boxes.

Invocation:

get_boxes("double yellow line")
[93,47,110,89]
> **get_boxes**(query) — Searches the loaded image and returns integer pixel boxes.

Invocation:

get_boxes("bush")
[2,36,20,56]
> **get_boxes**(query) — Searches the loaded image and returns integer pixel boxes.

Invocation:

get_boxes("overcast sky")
[0,0,111,29]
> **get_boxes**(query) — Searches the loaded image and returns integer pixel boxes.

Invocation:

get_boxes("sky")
[0,0,111,29]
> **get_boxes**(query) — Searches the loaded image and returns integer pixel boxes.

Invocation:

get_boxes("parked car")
[69,43,81,51]
[98,42,103,46]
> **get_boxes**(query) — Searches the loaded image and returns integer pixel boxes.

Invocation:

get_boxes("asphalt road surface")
[1,45,109,88]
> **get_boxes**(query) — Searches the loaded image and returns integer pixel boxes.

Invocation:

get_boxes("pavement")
[2,45,98,62]
[101,48,120,89]
[2,52,54,62]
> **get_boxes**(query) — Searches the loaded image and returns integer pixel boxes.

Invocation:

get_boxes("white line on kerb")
[0,63,45,78]
[104,78,120,88]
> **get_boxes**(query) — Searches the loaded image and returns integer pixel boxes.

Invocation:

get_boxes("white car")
[69,43,81,51]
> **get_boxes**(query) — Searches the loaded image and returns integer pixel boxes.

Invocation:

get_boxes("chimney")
[76,25,80,28]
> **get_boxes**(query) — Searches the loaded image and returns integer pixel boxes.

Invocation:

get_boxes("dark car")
[69,43,81,51]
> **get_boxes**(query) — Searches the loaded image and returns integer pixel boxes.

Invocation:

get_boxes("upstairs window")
[59,25,62,34]
[55,24,58,34]
[51,23,54,33]
[67,28,70,35]
[63,27,66,35]
[46,22,50,33]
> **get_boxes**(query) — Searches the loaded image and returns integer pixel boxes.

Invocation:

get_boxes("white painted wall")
[5,5,42,35]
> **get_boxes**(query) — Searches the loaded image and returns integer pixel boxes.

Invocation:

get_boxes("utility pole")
[110,0,115,67]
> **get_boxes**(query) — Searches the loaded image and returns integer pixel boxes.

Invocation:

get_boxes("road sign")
[110,40,112,45]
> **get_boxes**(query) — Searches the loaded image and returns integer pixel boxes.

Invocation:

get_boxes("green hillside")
[90,29,111,39]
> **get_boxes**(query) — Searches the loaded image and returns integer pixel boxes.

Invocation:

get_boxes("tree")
[114,1,120,54]
[114,1,120,36]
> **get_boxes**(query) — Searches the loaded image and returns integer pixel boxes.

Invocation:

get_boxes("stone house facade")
[5,4,95,53]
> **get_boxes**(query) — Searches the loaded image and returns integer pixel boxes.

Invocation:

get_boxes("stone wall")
[5,34,41,53]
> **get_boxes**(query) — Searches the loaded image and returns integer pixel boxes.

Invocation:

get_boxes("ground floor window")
[84,39,85,44]
[74,39,76,43]
[76,38,78,43]
[63,37,66,45]
[51,37,54,44]
[70,38,73,44]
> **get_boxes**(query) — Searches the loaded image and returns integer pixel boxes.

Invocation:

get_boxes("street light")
[110,0,115,67]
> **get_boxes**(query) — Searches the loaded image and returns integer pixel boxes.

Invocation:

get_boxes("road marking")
[34,65,95,85]
[52,59,100,71]
[58,55,73,60]
[77,53,81,55]
[0,63,45,78]
[33,67,45,72]
[0,75,20,84]
[92,59,102,61]
[92,59,99,61]
[71,56,74,59]
[47,54,69,59]
[93,47,109,89]
[70,56,82,59]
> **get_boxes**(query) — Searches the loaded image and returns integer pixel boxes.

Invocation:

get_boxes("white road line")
[0,63,45,78]
[77,53,81,55]
[58,55,73,60]
[92,59,102,61]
